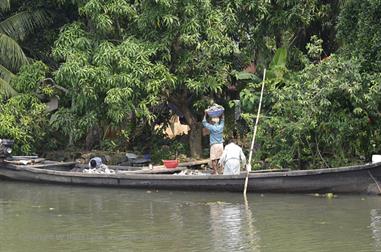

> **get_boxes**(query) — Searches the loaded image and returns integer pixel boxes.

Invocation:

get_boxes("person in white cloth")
[219,136,246,175]
[87,157,112,174]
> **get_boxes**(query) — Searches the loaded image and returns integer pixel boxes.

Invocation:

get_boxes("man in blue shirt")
[203,111,224,174]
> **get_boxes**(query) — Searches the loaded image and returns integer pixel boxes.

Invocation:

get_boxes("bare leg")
[211,160,218,174]
[216,159,222,174]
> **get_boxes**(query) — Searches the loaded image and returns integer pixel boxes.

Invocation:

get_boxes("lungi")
[210,143,223,160]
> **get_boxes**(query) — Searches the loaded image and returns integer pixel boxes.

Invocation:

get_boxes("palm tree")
[0,0,50,98]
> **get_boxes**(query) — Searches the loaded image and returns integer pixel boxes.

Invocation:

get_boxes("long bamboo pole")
[243,68,266,196]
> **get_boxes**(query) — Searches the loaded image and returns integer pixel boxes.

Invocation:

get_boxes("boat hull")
[1,162,381,194]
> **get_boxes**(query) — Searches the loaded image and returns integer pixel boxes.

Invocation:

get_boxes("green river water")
[0,181,380,252]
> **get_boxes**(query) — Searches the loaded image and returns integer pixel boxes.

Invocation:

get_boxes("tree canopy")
[1,0,380,169]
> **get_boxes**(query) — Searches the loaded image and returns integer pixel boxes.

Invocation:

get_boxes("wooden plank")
[22,161,76,169]
[76,164,142,171]
[10,156,39,160]
[250,169,290,173]
[5,158,45,165]
[77,159,209,171]
[118,167,186,174]
[178,159,209,167]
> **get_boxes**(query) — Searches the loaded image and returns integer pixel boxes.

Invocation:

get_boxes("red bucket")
[163,160,179,169]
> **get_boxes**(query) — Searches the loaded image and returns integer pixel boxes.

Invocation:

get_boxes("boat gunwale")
[2,161,381,180]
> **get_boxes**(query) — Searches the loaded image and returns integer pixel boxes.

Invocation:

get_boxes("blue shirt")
[202,117,224,145]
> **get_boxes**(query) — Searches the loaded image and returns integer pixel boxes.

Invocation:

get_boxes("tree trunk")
[85,124,101,150]
[189,122,203,158]
[173,99,203,158]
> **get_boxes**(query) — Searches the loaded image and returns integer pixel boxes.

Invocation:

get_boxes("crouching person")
[88,157,112,174]
[89,157,103,169]
[219,137,246,175]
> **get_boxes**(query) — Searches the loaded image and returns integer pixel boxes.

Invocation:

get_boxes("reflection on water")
[370,209,381,251]
[1,181,381,251]
[209,202,259,251]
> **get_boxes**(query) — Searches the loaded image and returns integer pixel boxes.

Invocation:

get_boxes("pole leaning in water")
[243,68,266,196]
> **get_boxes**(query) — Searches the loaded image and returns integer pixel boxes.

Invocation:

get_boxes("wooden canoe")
[1,160,381,194]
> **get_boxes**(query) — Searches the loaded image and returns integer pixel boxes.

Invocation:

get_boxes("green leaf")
[0,77,17,98]
[0,33,28,72]
[270,47,287,69]
[0,10,51,41]
[0,0,10,11]
[233,70,261,82]
[0,64,15,82]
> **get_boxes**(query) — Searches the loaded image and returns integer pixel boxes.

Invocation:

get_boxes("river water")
[0,181,380,252]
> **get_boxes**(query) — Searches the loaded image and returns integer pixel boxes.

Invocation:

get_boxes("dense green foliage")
[50,0,242,156]
[0,0,380,168]
[52,22,174,145]
[0,94,47,153]
[0,62,49,153]
[337,0,381,73]
[0,0,51,98]
[248,56,381,169]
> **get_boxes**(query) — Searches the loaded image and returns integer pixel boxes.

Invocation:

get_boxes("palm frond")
[0,10,51,41]
[0,0,10,12]
[0,64,15,82]
[0,33,28,72]
[0,76,17,99]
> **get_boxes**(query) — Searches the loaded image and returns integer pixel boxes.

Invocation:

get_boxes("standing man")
[219,137,246,175]
[203,111,224,174]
